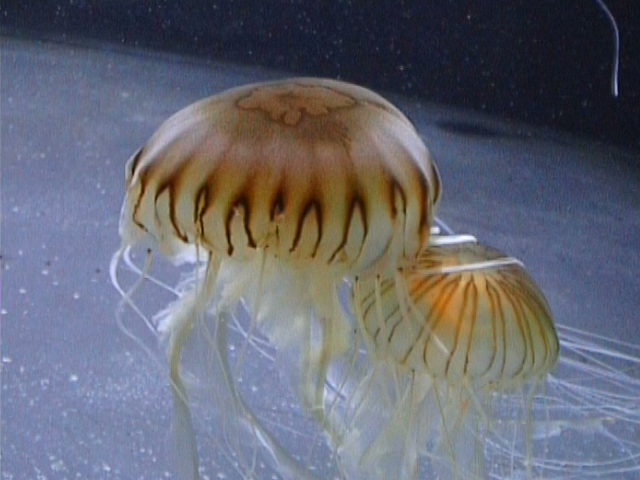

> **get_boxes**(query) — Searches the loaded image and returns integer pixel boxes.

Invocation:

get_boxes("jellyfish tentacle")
[304,280,348,418]
[234,249,268,376]
[160,254,220,480]
[213,308,322,480]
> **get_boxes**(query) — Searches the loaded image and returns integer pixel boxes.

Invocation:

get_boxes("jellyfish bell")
[327,235,560,480]
[357,239,559,388]
[111,78,441,478]
[119,78,441,274]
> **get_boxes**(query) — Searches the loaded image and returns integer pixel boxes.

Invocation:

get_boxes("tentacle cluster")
[111,78,639,480]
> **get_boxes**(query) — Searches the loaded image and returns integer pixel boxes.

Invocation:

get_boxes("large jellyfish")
[111,78,639,479]
[111,78,440,479]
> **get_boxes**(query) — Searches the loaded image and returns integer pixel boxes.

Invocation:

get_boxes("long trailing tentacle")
[160,253,220,480]
[215,309,322,480]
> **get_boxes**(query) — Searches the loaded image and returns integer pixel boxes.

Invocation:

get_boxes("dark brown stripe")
[128,147,144,179]
[131,165,150,233]
[495,277,529,378]
[289,200,322,255]
[501,276,538,373]
[351,195,370,264]
[311,201,323,257]
[430,161,442,207]
[194,185,210,244]
[155,183,188,243]
[231,196,256,249]
[224,203,235,256]
[445,280,472,376]
[462,280,479,376]
[391,180,407,219]
[328,193,368,264]
[511,275,550,369]
[402,157,430,234]
[419,275,461,368]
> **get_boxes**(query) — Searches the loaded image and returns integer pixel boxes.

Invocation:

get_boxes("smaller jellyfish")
[326,233,559,480]
[324,231,640,480]
[111,78,441,479]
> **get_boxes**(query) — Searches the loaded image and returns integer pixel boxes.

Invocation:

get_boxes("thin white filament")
[594,0,620,97]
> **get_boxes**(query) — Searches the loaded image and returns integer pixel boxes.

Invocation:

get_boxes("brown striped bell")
[119,78,441,275]
[356,240,559,388]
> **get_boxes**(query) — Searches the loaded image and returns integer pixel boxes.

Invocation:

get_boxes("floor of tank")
[1,37,638,479]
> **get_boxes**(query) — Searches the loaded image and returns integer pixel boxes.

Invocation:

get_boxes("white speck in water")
[102,463,111,472]
[1,309,7,315]
[250,385,258,393]
[69,374,79,382]
[72,292,80,300]
[19,287,27,294]
[18,249,23,256]
[41,269,49,276]
[2,356,12,363]
[50,458,65,472]
[34,466,47,480]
